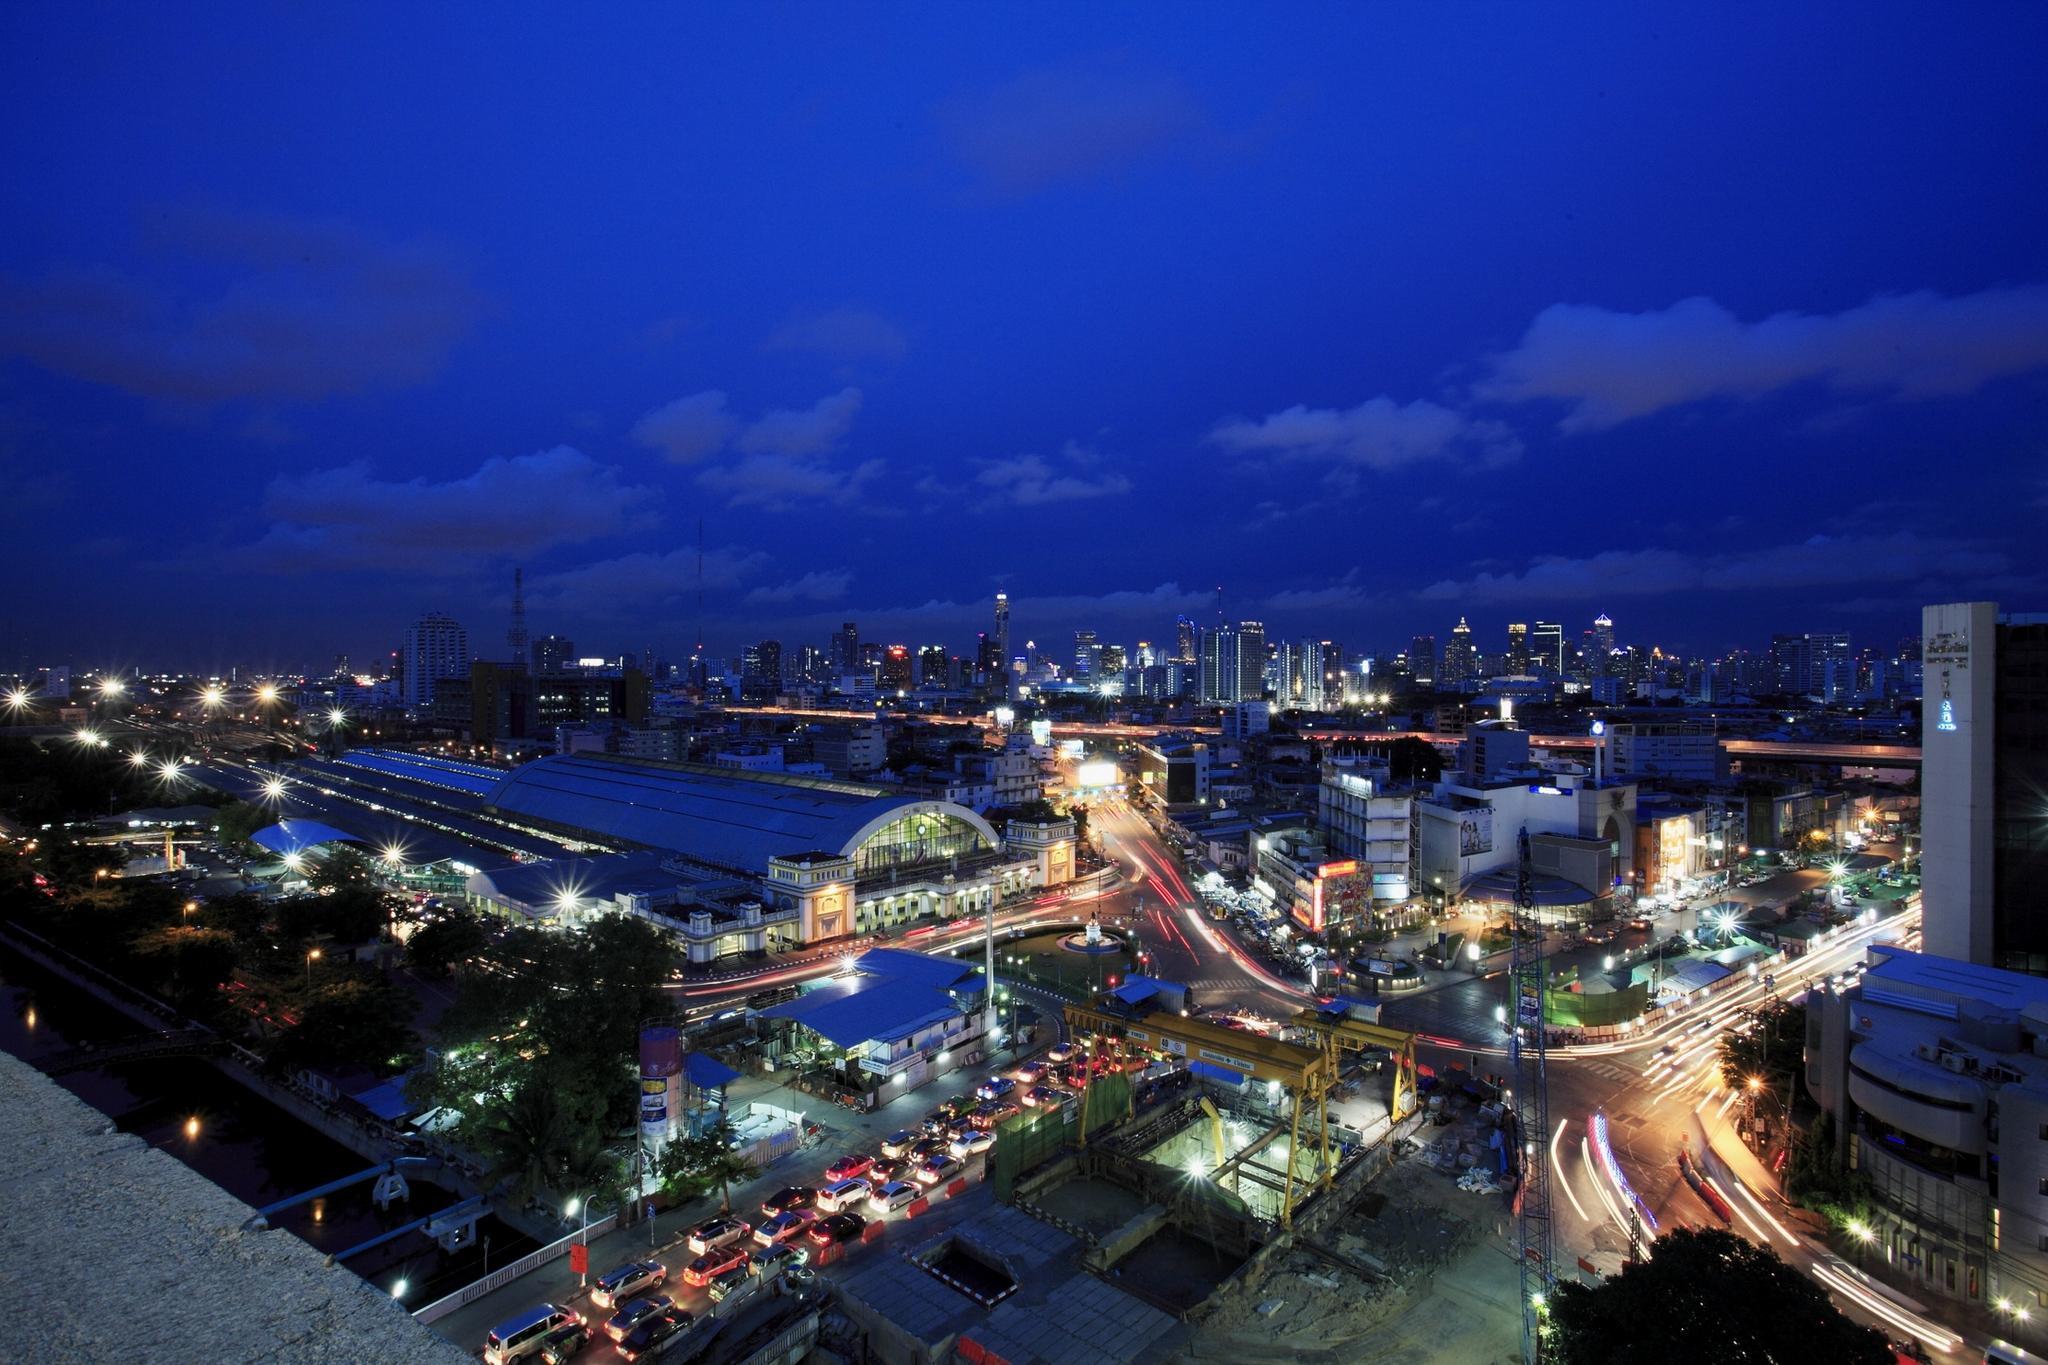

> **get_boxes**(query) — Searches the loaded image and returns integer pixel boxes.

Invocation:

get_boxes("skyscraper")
[1176,615,1197,664]
[1073,629,1098,681]
[918,644,947,686]
[831,622,860,674]
[533,634,576,675]
[1237,621,1267,700]
[1532,622,1564,673]
[402,612,468,710]
[1922,602,2048,972]
[1409,634,1438,688]
[1506,622,1529,673]
[1591,612,1615,675]
[1200,624,1239,702]
[880,645,913,692]
[994,592,1012,699]
[1441,616,1478,690]
[1768,631,1852,697]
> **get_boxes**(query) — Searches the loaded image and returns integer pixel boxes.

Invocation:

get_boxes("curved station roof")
[482,753,999,872]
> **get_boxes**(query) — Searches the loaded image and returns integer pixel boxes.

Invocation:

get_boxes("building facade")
[402,612,468,710]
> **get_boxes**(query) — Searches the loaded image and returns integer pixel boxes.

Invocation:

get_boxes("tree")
[655,1118,760,1212]
[269,979,419,1077]
[1546,1226,1889,1364]
[131,924,239,1013]
[406,911,490,977]
[1384,736,1444,784]
[1717,1001,1805,1090]
[213,800,269,851]
[469,1066,624,1211]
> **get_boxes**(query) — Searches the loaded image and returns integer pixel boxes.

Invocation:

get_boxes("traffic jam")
[478,1039,1120,1363]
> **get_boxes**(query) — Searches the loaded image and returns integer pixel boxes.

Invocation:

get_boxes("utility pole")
[1510,826,1553,1362]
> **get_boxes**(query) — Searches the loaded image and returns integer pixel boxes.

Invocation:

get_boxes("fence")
[410,1213,620,1324]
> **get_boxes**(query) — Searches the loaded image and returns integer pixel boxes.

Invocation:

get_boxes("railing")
[409,1212,621,1325]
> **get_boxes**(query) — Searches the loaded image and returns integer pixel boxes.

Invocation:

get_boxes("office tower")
[1441,616,1478,690]
[1176,615,1197,664]
[1320,642,1345,708]
[742,639,782,687]
[506,566,530,669]
[1768,631,1851,697]
[1506,623,1529,673]
[1200,625,1239,702]
[1531,621,1564,673]
[918,644,947,686]
[533,635,576,675]
[829,622,859,674]
[974,632,1001,683]
[1098,643,1126,676]
[1237,621,1267,700]
[1922,602,2048,972]
[1590,612,1616,676]
[1136,640,1158,668]
[402,612,468,710]
[880,645,913,692]
[1073,629,1098,681]
[1409,634,1438,687]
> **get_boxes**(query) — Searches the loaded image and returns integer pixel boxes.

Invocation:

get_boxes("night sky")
[4,5,2045,674]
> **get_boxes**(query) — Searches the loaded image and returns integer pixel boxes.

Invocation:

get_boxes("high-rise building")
[1175,615,1197,664]
[1531,621,1564,673]
[831,622,860,674]
[1073,629,1098,681]
[918,644,948,686]
[993,592,1011,697]
[1590,612,1616,676]
[880,645,914,692]
[1199,625,1239,702]
[742,639,782,687]
[1441,617,1478,690]
[1237,621,1266,701]
[974,632,1002,685]
[402,612,468,710]
[1768,631,1852,698]
[533,634,576,675]
[1408,634,1438,688]
[1506,623,1529,674]
[1098,643,1126,677]
[1923,602,2048,972]
[1319,641,1344,709]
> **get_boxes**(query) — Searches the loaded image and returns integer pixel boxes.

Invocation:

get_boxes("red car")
[823,1153,875,1183]
[683,1244,749,1287]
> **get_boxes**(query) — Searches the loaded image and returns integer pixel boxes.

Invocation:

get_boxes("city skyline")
[4,6,2047,670]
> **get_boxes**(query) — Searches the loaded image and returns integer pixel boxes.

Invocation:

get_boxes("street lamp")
[305,947,321,986]
[566,1196,593,1287]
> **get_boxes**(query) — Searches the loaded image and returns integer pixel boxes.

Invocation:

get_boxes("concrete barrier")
[812,1240,844,1267]
[904,1197,930,1218]
[944,1178,967,1199]
[860,1220,885,1244]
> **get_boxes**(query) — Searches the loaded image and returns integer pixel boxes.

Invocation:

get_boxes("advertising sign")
[1458,809,1494,857]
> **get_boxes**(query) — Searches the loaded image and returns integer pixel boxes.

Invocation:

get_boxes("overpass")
[37,1027,228,1075]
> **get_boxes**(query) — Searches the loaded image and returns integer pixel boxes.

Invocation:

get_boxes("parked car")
[614,1310,691,1363]
[915,1153,965,1185]
[823,1153,875,1183]
[868,1179,920,1214]
[880,1129,920,1158]
[686,1216,751,1255]
[754,1210,816,1246]
[683,1244,750,1288]
[760,1187,815,1216]
[603,1296,674,1343]
[807,1212,868,1247]
[816,1177,872,1212]
[975,1076,1017,1101]
[589,1260,666,1311]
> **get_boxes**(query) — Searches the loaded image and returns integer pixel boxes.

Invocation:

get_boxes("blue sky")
[3,4,2045,673]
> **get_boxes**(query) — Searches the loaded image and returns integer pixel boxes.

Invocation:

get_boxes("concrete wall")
[1921,601,1998,964]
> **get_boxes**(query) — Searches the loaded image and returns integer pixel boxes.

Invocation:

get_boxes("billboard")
[639,1026,683,1148]
[1458,809,1494,857]
[1076,761,1120,789]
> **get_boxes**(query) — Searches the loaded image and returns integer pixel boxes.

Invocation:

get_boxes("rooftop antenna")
[507,566,529,669]
[693,517,706,687]
[1214,583,1224,625]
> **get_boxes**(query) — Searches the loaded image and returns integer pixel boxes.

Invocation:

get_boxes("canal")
[0,941,537,1307]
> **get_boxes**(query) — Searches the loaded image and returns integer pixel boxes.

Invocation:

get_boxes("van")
[484,1304,580,1365]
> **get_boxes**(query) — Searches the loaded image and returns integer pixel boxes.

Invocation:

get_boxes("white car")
[914,1153,965,1186]
[816,1177,872,1213]
[867,1180,920,1214]
[949,1129,995,1159]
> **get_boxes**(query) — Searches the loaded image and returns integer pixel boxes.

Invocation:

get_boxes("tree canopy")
[1546,1227,1890,1364]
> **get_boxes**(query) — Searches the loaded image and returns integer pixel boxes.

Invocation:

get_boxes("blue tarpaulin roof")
[1111,979,1166,1008]
[684,1053,740,1091]
[348,1080,411,1122]
[251,820,363,855]
[853,947,982,992]
[759,977,963,1049]
[1188,1060,1246,1086]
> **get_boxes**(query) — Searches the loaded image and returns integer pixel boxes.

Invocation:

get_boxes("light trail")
[1581,1136,1632,1238]
[1809,1262,1962,1354]
[1725,1176,1797,1247]
[1551,1119,1592,1223]
[1590,1111,1658,1233]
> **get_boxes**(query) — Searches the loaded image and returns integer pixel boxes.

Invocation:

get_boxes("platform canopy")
[250,820,362,856]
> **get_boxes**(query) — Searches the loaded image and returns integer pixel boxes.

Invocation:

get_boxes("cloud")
[250,446,649,571]
[1478,285,2048,432]
[737,386,863,457]
[698,451,885,511]
[763,581,1214,638]
[765,309,908,363]
[1417,532,2011,604]
[1209,395,1522,474]
[527,545,771,616]
[1264,569,1372,613]
[970,441,1133,508]
[631,390,736,463]
[743,570,854,605]
[941,60,1200,194]
[0,204,482,404]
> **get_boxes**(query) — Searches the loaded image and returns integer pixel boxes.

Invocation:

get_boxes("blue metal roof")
[684,1053,741,1091]
[334,749,508,798]
[758,977,963,1049]
[853,948,982,992]
[481,753,999,871]
[251,820,363,855]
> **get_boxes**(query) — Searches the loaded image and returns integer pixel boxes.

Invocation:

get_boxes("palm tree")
[473,1078,565,1207]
